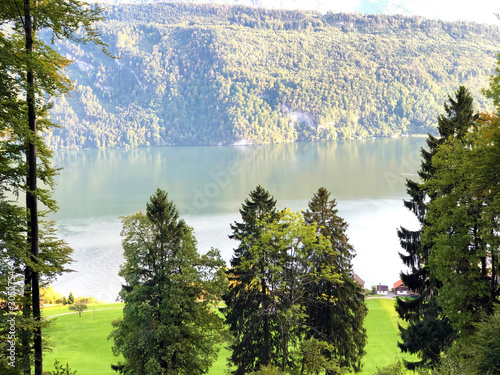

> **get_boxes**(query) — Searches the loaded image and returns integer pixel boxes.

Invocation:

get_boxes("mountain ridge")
[93,0,500,25]
[46,2,500,149]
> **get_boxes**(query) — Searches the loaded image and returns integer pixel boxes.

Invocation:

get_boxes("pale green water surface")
[51,137,425,301]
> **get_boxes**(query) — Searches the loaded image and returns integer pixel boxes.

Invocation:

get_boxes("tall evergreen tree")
[396,86,477,368]
[303,187,367,374]
[109,189,225,374]
[223,185,279,375]
[423,132,498,333]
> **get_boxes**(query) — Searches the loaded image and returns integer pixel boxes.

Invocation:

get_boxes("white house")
[376,284,389,295]
[394,279,409,295]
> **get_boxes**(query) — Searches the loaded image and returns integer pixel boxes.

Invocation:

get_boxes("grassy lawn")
[43,304,124,374]
[208,346,232,375]
[360,298,417,374]
[43,303,124,318]
[42,298,417,374]
[43,303,231,374]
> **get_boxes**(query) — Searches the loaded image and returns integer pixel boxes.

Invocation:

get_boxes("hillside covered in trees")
[47,2,500,149]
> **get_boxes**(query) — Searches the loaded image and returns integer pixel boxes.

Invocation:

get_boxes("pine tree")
[67,292,74,305]
[396,86,477,368]
[109,189,225,374]
[303,187,367,373]
[223,185,279,375]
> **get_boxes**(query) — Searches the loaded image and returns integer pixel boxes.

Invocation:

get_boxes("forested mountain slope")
[95,0,346,10]
[47,2,500,149]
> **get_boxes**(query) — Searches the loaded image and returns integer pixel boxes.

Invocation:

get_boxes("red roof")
[353,274,365,286]
[394,279,405,289]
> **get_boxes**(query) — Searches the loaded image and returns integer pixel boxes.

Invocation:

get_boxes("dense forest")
[93,0,363,10]
[46,2,500,149]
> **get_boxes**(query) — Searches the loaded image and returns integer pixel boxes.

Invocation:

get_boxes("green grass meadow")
[360,298,417,374]
[43,304,124,374]
[42,298,417,374]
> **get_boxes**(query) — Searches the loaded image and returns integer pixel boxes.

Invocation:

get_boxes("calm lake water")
[50,137,425,302]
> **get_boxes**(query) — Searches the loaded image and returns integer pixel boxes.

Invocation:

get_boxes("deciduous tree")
[423,117,499,333]
[225,187,354,374]
[68,303,87,318]
[0,2,108,373]
[248,209,331,373]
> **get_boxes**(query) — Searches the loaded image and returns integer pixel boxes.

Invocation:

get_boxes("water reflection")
[53,137,424,218]
[51,137,425,301]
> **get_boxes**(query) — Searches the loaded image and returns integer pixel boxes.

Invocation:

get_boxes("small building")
[394,279,409,295]
[376,284,389,295]
[353,274,365,289]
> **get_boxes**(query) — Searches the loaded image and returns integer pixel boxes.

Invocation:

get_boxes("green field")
[42,298,417,374]
[43,304,125,374]
[360,298,417,374]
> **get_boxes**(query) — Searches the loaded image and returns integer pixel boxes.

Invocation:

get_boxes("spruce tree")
[109,189,225,374]
[223,185,279,375]
[303,187,367,373]
[235,208,333,373]
[396,86,477,368]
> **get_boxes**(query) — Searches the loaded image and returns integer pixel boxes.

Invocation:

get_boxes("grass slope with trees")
[46,2,500,149]
[41,299,413,375]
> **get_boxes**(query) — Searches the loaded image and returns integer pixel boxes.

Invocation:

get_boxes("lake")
[50,137,425,302]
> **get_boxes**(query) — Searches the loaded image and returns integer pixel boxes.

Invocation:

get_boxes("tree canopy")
[303,187,367,373]
[224,186,366,374]
[109,189,226,375]
[396,86,477,368]
[0,1,106,373]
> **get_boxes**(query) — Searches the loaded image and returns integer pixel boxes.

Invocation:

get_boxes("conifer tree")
[423,133,497,333]
[396,86,477,368]
[303,187,367,373]
[223,185,279,375]
[254,209,337,373]
[109,189,225,374]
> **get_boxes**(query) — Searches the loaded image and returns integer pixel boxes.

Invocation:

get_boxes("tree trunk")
[21,267,32,375]
[24,0,42,374]
[490,247,497,315]
[281,332,288,373]
[261,268,271,366]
